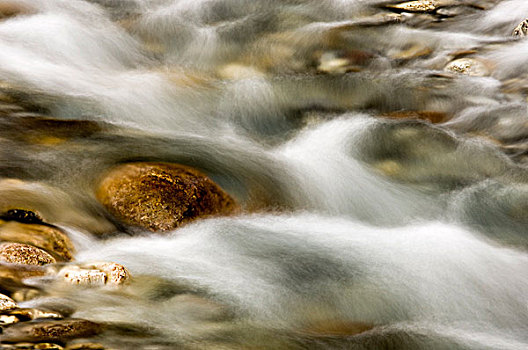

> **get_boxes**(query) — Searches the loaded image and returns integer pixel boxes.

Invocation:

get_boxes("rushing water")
[2,0,528,349]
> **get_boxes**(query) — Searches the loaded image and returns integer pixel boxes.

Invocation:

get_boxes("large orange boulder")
[96,162,238,232]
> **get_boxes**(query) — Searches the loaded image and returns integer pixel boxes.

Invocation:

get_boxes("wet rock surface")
[0,293,18,311]
[0,319,103,343]
[58,262,129,287]
[0,219,75,262]
[96,162,239,232]
[0,243,56,266]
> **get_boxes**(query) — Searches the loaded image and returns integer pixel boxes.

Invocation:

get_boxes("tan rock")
[58,262,130,287]
[444,58,490,77]
[382,110,448,123]
[513,19,528,38]
[385,0,453,13]
[65,343,105,350]
[0,319,102,343]
[0,219,75,261]
[299,319,374,337]
[0,243,56,266]
[11,288,42,302]
[9,308,63,322]
[96,162,238,232]
[390,44,432,60]
[0,261,47,282]
[0,292,18,311]
[217,64,266,80]
[33,344,64,350]
[0,1,35,20]
[0,314,19,325]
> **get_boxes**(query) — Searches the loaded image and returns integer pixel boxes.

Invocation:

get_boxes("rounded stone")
[34,344,64,350]
[65,343,105,350]
[0,292,18,311]
[96,162,238,231]
[0,243,56,266]
[513,19,528,38]
[0,319,102,343]
[444,58,490,77]
[58,262,130,286]
[0,219,75,261]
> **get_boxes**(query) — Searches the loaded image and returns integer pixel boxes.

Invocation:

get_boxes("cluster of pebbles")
[0,92,238,347]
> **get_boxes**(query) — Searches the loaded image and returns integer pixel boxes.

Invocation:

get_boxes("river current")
[1,0,528,349]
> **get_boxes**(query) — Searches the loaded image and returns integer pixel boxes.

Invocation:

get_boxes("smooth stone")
[0,292,18,311]
[299,319,374,337]
[444,58,490,77]
[0,319,102,343]
[0,314,19,325]
[0,116,103,145]
[11,289,42,303]
[0,2,34,20]
[8,308,63,322]
[33,344,64,350]
[0,243,56,266]
[96,162,238,232]
[58,262,130,287]
[2,343,64,349]
[316,50,376,74]
[217,64,266,80]
[389,44,432,60]
[436,5,476,17]
[513,19,528,38]
[0,262,47,283]
[358,120,514,190]
[381,110,448,123]
[0,209,45,225]
[0,219,75,262]
[65,343,105,350]
[385,0,453,13]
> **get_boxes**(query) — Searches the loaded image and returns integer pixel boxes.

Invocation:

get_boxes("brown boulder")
[96,162,238,231]
[0,319,102,343]
[0,243,56,266]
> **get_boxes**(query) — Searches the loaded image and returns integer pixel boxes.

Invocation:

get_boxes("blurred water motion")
[1,0,528,349]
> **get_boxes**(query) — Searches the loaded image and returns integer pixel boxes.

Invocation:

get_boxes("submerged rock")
[0,261,47,283]
[0,209,45,225]
[0,1,34,20]
[96,162,238,232]
[316,50,376,74]
[0,344,63,350]
[444,57,490,77]
[385,0,453,13]
[0,218,75,261]
[0,179,115,236]
[0,293,18,311]
[299,319,374,337]
[0,319,102,343]
[8,308,63,322]
[0,243,56,266]
[65,343,105,350]
[381,110,448,123]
